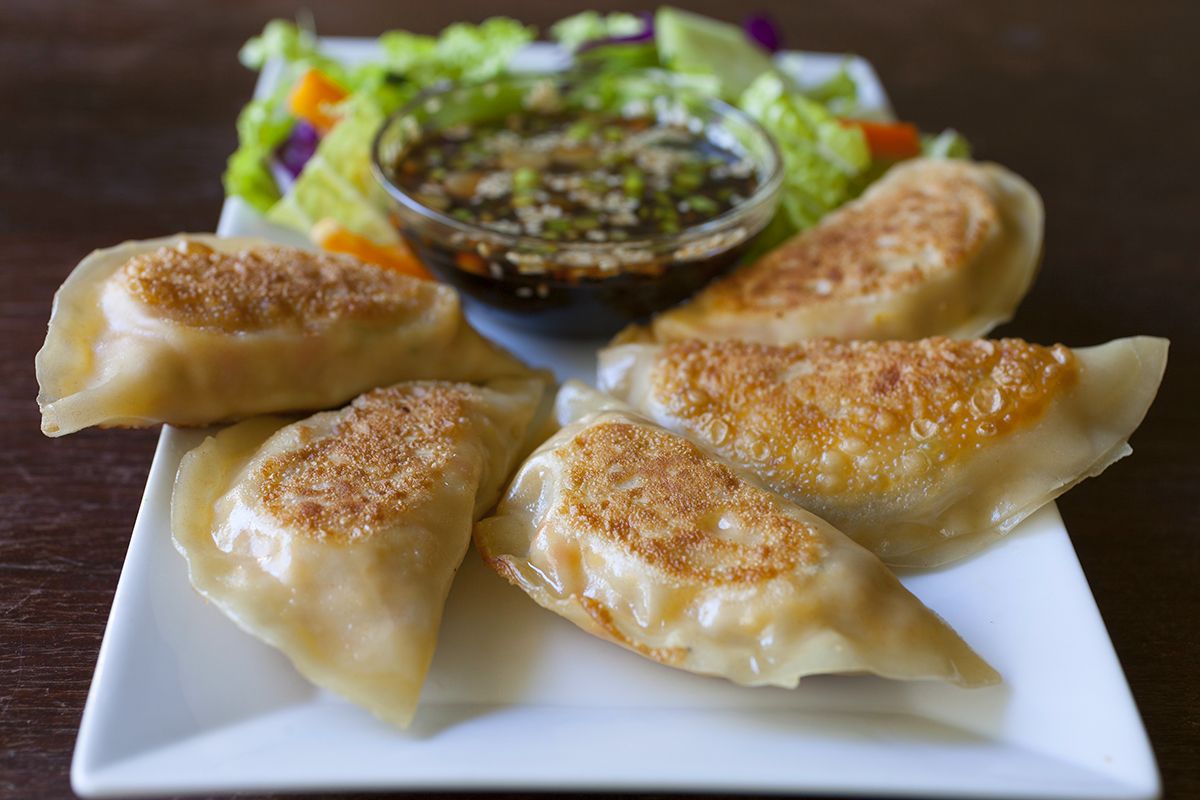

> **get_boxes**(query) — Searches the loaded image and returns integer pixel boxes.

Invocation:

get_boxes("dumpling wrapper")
[598,336,1169,566]
[172,378,545,727]
[36,234,535,436]
[624,159,1042,345]
[475,393,999,689]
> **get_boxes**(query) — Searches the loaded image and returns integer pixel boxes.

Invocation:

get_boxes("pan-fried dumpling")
[36,234,534,436]
[628,159,1042,345]
[172,378,545,727]
[598,336,1168,566]
[475,395,999,688]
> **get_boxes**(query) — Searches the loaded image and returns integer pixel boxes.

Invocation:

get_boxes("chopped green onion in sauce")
[390,110,759,244]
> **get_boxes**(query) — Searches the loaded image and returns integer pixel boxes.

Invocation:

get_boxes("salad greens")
[266,103,398,244]
[549,11,645,50]
[227,17,532,248]
[224,9,969,251]
[654,8,777,101]
[741,72,872,230]
[923,128,973,159]
[378,18,534,84]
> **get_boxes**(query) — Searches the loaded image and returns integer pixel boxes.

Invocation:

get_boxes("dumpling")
[475,391,999,688]
[628,159,1042,345]
[171,378,545,727]
[598,336,1168,566]
[36,234,534,436]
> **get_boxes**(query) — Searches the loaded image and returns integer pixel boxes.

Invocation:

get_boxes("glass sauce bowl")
[372,70,782,338]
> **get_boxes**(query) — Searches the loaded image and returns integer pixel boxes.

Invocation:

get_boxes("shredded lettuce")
[267,103,398,244]
[224,21,357,213]
[740,71,871,232]
[550,11,644,49]
[654,7,776,101]
[575,41,661,73]
[922,128,972,159]
[240,19,341,78]
[802,66,860,117]
[379,18,534,84]
[223,98,295,211]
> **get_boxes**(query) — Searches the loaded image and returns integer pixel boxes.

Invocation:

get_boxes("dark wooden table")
[2,1,1196,798]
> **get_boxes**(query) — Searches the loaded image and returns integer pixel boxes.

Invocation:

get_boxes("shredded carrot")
[311,219,433,281]
[842,119,922,160]
[455,252,488,276]
[288,69,348,134]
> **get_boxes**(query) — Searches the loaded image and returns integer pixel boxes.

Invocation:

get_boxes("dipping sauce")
[373,71,782,336]
[388,111,759,272]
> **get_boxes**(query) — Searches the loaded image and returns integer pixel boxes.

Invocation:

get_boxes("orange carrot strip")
[312,219,433,281]
[288,68,348,134]
[455,252,488,276]
[842,119,922,160]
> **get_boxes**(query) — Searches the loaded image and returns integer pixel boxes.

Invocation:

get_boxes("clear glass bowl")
[372,70,783,337]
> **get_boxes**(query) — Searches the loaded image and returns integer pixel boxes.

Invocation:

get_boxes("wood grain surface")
[1,1,1196,798]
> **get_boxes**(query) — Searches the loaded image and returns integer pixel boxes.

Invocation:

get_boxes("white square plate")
[71,40,1158,799]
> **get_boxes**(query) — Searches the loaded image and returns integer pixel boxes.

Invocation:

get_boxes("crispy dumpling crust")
[119,239,425,332]
[641,159,1043,345]
[172,378,545,727]
[476,403,999,689]
[598,336,1169,566]
[36,234,534,436]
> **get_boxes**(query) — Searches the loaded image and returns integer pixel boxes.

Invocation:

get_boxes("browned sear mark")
[651,338,1078,498]
[256,383,482,542]
[560,420,821,586]
[717,161,999,309]
[119,240,428,332]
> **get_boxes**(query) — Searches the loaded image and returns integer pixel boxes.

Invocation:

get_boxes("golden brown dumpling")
[36,234,533,436]
[476,394,999,688]
[630,159,1042,345]
[598,336,1168,566]
[172,378,545,727]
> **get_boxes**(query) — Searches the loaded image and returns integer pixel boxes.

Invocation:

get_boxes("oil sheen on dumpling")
[172,378,544,727]
[627,159,1042,345]
[598,336,1169,566]
[36,234,534,436]
[475,398,999,689]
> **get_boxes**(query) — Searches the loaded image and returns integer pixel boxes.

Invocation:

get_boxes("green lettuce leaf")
[241,19,333,73]
[655,7,776,101]
[574,41,661,73]
[740,71,871,231]
[802,65,860,116]
[223,97,295,212]
[922,128,972,159]
[267,102,399,244]
[549,11,644,49]
[224,20,352,213]
[379,18,534,84]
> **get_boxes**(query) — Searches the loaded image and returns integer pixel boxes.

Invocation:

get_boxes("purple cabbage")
[577,12,655,53]
[743,14,782,53]
[275,119,321,178]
